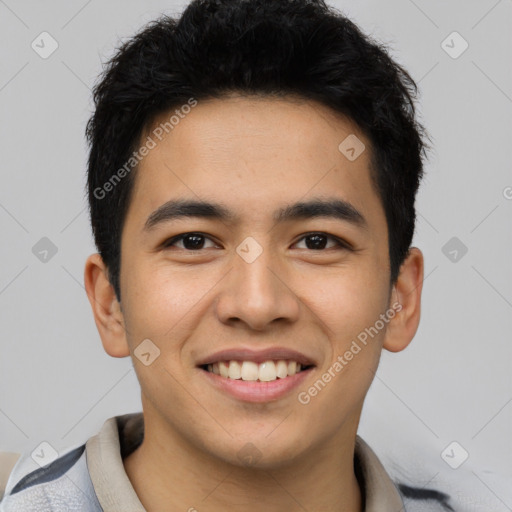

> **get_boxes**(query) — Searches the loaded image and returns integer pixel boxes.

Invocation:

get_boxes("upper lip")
[196,347,316,367]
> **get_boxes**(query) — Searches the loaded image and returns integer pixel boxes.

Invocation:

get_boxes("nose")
[214,245,301,331]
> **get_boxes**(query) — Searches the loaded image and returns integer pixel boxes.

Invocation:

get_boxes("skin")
[85,94,424,512]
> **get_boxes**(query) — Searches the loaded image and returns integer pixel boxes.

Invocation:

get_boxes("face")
[95,95,415,469]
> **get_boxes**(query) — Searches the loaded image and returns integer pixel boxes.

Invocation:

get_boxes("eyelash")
[161,232,352,251]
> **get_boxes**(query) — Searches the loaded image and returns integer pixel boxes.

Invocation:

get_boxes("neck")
[124,412,363,512]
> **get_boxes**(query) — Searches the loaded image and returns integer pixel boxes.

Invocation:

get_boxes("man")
[0,0,454,510]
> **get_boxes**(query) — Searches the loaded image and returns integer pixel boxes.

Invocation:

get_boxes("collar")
[86,413,404,511]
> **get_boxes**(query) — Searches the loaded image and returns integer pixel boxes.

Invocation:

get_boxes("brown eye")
[294,233,351,251]
[163,233,217,250]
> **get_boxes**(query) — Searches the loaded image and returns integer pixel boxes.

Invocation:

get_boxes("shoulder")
[354,436,456,511]
[396,482,455,511]
[0,444,102,512]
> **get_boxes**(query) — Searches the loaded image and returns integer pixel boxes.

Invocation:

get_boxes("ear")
[84,253,130,358]
[382,247,424,353]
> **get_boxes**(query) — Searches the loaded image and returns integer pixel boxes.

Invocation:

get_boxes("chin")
[205,430,313,471]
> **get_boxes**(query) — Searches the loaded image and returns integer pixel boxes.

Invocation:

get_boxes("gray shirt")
[0,413,452,511]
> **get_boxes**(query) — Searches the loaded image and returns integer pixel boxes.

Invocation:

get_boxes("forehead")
[128,95,385,233]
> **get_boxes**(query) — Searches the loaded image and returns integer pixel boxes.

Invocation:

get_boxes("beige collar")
[86,414,145,511]
[86,413,404,511]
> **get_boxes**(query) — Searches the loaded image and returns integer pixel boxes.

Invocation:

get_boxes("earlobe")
[84,253,131,358]
[382,247,424,353]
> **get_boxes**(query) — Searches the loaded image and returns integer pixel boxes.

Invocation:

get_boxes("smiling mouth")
[200,360,314,382]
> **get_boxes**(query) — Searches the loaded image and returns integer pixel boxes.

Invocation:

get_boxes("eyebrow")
[274,199,367,229]
[144,198,368,231]
[145,199,236,230]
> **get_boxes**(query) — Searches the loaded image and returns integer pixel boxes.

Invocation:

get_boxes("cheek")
[305,266,389,340]
[298,289,387,420]
[121,261,216,345]
[302,268,390,401]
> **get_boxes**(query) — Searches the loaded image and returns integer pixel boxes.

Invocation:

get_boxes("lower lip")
[199,367,314,403]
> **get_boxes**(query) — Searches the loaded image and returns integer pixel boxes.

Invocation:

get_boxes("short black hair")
[86,0,430,301]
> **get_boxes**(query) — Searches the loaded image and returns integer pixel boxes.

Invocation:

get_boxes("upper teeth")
[206,360,304,381]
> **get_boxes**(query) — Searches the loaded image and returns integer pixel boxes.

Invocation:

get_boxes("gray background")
[0,0,511,510]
